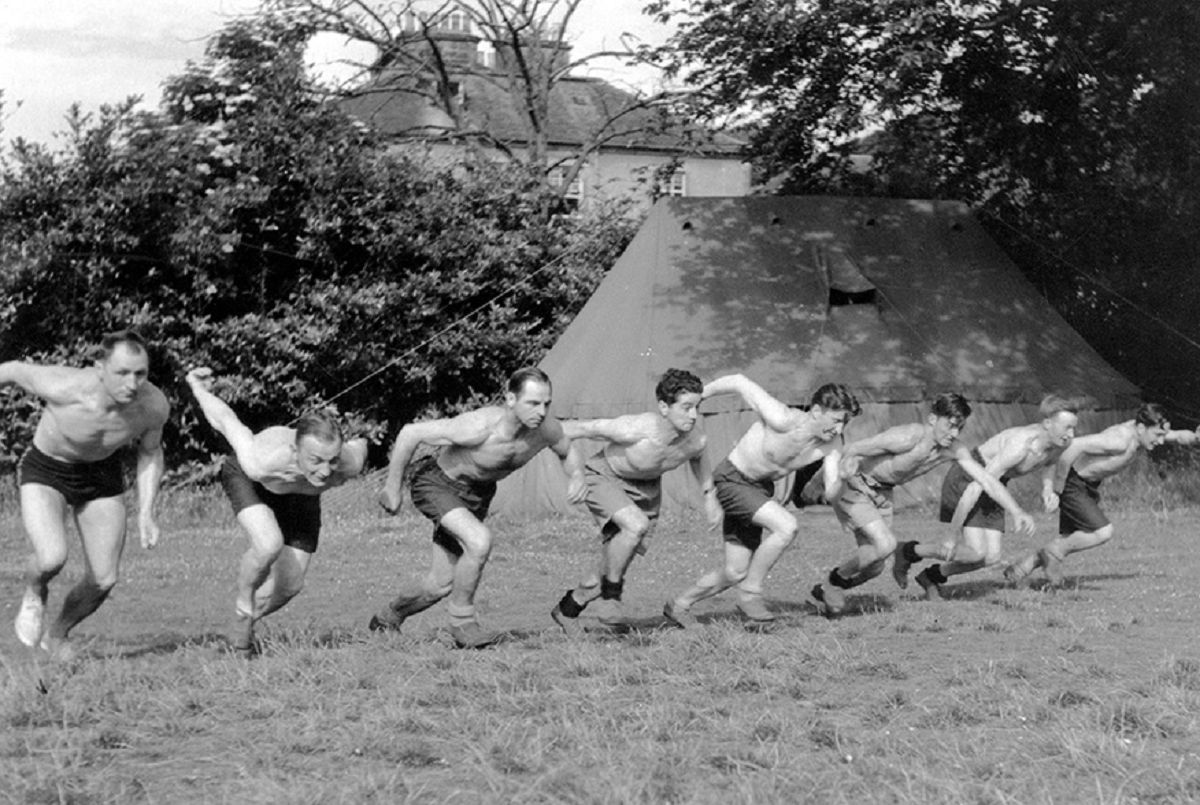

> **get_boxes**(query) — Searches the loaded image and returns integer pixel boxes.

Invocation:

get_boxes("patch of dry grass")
[2,476,1200,803]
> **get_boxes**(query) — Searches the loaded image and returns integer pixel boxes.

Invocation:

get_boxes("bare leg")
[370,540,457,631]
[15,484,70,647]
[917,527,1002,599]
[436,509,493,626]
[670,542,753,618]
[816,519,897,614]
[1020,525,1115,585]
[735,501,799,620]
[43,495,127,651]
[371,508,496,649]
[234,506,284,616]
[558,506,651,629]
[253,546,313,620]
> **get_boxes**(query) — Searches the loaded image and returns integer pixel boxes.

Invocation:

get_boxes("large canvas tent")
[492,196,1140,517]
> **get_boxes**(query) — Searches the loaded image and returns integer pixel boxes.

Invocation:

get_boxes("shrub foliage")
[0,12,637,472]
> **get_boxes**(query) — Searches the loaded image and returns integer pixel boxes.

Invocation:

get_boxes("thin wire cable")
[314,249,573,412]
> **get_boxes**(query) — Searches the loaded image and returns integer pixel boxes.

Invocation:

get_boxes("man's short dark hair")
[810,383,861,416]
[655,368,703,404]
[1135,402,1170,429]
[98,329,147,359]
[507,367,551,396]
[931,392,971,422]
[1039,393,1084,419]
[295,412,342,445]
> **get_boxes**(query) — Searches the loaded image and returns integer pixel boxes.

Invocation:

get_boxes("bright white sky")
[0,0,673,146]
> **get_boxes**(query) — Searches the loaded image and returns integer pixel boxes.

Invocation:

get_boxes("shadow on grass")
[101,631,228,659]
[1023,572,1141,592]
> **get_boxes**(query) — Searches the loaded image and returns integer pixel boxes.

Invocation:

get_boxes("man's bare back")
[1070,423,1144,482]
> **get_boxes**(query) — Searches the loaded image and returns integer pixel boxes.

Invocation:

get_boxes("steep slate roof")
[341,71,744,155]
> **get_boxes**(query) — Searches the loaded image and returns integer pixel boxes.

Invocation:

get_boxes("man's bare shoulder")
[882,423,927,451]
[537,415,568,444]
[246,427,299,472]
[775,407,810,433]
[620,412,667,437]
[136,383,171,426]
[1080,422,1136,450]
[986,423,1040,447]
[461,405,507,426]
[36,364,97,402]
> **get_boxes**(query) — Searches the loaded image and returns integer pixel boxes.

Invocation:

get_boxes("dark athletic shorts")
[582,451,661,553]
[17,444,125,507]
[220,455,322,554]
[938,448,1009,532]
[1058,467,1109,535]
[409,454,497,557]
[713,457,775,551]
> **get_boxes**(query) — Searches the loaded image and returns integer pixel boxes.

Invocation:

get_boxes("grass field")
[2,470,1199,804]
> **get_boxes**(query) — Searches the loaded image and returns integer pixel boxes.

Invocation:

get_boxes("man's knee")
[981,546,1003,566]
[873,531,897,557]
[949,544,985,564]
[459,537,492,563]
[619,512,652,540]
[723,563,749,584]
[31,547,68,577]
[246,537,284,565]
[768,521,799,546]
[1092,524,1115,546]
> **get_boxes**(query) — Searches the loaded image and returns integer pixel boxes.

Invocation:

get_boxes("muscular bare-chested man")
[663,374,860,627]
[185,367,368,656]
[4,330,169,660]
[810,392,1035,616]
[371,367,586,648]
[549,369,721,635]
[897,394,1081,600]
[1005,402,1200,586]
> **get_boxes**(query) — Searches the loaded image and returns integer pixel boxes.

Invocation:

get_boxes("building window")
[659,168,686,197]
[444,9,469,32]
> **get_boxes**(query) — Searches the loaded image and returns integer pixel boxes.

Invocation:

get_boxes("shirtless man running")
[896,394,1081,600]
[1005,402,1200,586]
[663,374,860,627]
[185,367,368,655]
[372,367,586,648]
[811,392,1035,615]
[549,368,721,635]
[4,330,169,660]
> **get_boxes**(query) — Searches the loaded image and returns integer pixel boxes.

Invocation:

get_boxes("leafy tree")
[650,0,1200,419]
[0,10,636,473]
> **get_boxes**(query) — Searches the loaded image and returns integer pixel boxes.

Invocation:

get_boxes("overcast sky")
[0,0,672,147]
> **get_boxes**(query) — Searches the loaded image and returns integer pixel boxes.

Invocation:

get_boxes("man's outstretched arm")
[185,367,257,467]
[702,374,794,432]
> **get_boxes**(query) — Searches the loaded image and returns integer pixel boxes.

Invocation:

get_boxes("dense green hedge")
[0,13,637,477]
